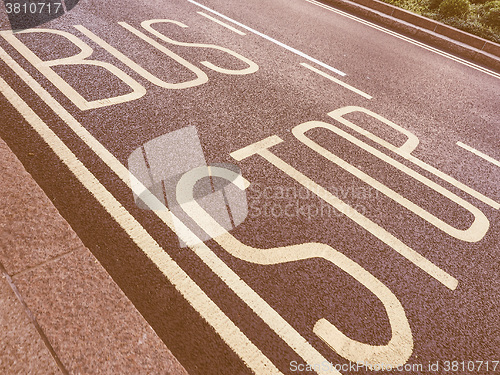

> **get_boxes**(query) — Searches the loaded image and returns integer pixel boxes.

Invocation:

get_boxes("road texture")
[0,0,499,374]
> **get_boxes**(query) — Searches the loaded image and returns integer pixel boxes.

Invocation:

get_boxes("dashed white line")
[187,0,346,76]
[304,0,500,80]
[457,141,500,168]
[197,11,246,35]
[301,62,372,99]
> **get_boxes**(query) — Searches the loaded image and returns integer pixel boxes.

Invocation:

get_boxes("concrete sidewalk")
[0,136,188,375]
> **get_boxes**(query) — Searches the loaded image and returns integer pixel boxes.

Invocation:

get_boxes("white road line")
[197,11,246,35]
[177,169,414,368]
[0,47,337,375]
[301,62,372,99]
[0,71,281,375]
[457,142,500,168]
[187,0,346,77]
[305,0,500,80]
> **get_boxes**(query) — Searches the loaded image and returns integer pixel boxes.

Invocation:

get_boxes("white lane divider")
[187,0,347,76]
[0,48,282,375]
[457,142,500,168]
[304,0,500,80]
[301,62,372,99]
[197,11,246,35]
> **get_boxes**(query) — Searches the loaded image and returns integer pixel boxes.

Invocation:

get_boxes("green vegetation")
[439,0,470,17]
[380,0,500,43]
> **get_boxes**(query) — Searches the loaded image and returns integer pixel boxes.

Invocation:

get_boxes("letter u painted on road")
[74,24,209,90]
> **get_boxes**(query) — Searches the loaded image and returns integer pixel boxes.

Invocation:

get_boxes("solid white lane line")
[0,47,336,375]
[0,48,282,375]
[187,0,346,76]
[305,0,500,80]
[197,11,246,35]
[457,142,500,168]
[301,62,372,99]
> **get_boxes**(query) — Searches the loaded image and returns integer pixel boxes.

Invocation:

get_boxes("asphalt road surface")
[1,0,499,374]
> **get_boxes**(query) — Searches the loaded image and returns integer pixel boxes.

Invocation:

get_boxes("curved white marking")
[293,120,490,242]
[141,19,258,75]
[75,25,209,89]
[176,166,413,368]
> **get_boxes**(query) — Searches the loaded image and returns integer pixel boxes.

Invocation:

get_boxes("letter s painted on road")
[141,19,259,75]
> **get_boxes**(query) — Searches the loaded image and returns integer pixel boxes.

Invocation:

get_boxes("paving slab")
[0,272,62,375]
[0,137,81,276]
[12,247,188,375]
[0,136,189,374]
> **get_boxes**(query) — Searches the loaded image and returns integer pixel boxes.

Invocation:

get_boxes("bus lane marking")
[3,9,482,369]
[0,45,336,375]
[197,11,247,35]
[187,0,347,77]
[300,62,372,99]
[457,142,500,168]
[175,166,414,368]
[0,67,282,375]
[230,136,459,290]
[2,21,259,111]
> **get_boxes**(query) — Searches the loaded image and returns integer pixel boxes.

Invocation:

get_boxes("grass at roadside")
[379,0,500,43]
